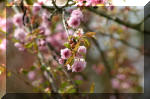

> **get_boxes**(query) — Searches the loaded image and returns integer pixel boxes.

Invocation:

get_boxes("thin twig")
[62,10,70,40]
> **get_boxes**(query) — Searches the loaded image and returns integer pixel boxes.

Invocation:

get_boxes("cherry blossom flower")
[72,59,86,72]
[67,16,81,28]
[78,46,86,54]
[121,82,130,89]
[0,17,6,32]
[67,64,72,70]
[32,3,42,15]
[14,42,25,51]
[39,25,51,36]
[59,58,65,64]
[61,48,72,59]
[116,74,126,80]
[13,13,23,27]
[28,71,36,80]
[14,28,27,42]
[71,9,83,20]
[37,39,48,51]
[0,39,6,51]
[111,78,120,89]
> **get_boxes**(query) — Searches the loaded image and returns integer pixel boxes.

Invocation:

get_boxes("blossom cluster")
[12,4,67,52]
[67,9,83,28]
[74,0,106,6]
[58,9,94,72]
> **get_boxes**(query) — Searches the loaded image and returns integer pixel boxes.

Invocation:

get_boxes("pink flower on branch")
[71,9,83,20]
[14,28,27,42]
[72,59,86,72]
[13,13,23,27]
[61,48,72,59]
[78,46,86,54]
[67,17,81,29]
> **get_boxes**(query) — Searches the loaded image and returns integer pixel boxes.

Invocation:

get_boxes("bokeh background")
[0,0,149,99]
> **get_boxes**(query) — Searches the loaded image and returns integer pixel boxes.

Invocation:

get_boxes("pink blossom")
[37,39,47,51]
[0,17,6,32]
[116,74,126,80]
[121,82,130,89]
[59,58,65,64]
[32,3,41,14]
[14,42,25,51]
[72,59,86,72]
[13,13,23,27]
[41,11,51,26]
[0,39,6,51]
[111,78,120,89]
[91,0,104,4]
[46,32,67,51]
[14,28,27,42]
[39,25,51,36]
[61,48,72,59]
[71,9,83,20]
[37,39,46,46]
[67,17,80,28]
[28,71,36,80]
[78,46,86,54]
[67,64,72,70]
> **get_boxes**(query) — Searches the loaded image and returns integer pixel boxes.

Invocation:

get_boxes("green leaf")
[75,80,82,85]
[61,82,69,89]
[64,42,71,49]
[26,0,33,5]
[30,66,36,70]
[68,88,76,93]
[22,69,28,75]
[41,65,46,71]
[25,42,34,48]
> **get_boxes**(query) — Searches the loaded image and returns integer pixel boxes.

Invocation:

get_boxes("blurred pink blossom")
[13,13,23,27]
[0,17,6,32]
[61,48,72,59]
[14,42,25,51]
[67,16,80,28]
[0,39,6,51]
[111,78,120,89]
[14,28,27,42]
[32,3,42,15]
[28,71,36,80]
[78,46,86,54]
[71,9,83,20]
[72,59,86,72]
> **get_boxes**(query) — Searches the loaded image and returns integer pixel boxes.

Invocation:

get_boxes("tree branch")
[86,7,147,34]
